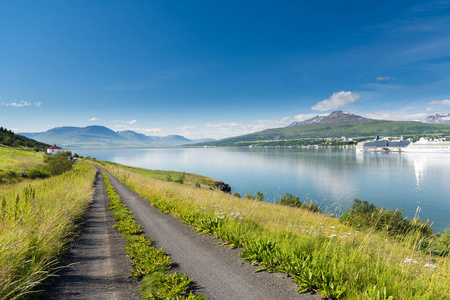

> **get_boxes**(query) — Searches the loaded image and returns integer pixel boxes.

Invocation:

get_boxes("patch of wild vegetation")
[102,172,205,300]
[0,146,76,183]
[101,161,450,299]
[340,199,450,257]
[0,161,96,299]
[100,161,220,190]
[0,146,45,183]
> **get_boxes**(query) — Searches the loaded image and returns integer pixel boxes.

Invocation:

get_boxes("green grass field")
[101,160,450,299]
[0,147,97,299]
[0,146,45,183]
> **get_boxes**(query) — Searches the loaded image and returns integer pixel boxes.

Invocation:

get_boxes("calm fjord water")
[76,148,450,232]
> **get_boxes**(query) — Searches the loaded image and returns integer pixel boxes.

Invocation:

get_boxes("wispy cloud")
[427,99,450,105]
[376,76,396,81]
[311,91,361,112]
[175,125,197,133]
[1,100,31,107]
[1,100,42,107]
[364,83,401,92]
[113,119,137,125]
[90,117,99,121]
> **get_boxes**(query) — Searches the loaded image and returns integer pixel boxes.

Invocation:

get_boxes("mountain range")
[199,110,450,147]
[18,111,450,148]
[19,126,213,148]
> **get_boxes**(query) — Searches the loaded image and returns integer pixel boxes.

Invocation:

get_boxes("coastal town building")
[47,145,64,155]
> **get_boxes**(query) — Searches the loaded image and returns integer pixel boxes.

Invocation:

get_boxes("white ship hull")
[402,146,450,153]
[402,138,450,153]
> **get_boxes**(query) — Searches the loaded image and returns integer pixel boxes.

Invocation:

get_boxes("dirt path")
[42,171,140,300]
[98,166,320,300]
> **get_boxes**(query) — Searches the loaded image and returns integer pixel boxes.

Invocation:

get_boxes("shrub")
[255,191,264,201]
[26,168,51,179]
[340,199,431,235]
[277,193,321,212]
[277,193,299,207]
[44,151,73,175]
[245,193,255,200]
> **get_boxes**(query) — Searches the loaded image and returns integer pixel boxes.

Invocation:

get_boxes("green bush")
[26,168,51,179]
[277,193,321,212]
[44,151,73,175]
[277,193,299,207]
[340,199,432,236]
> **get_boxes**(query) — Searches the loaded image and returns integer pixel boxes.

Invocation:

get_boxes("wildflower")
[424,264,437,269]
[328,234,337,238]
[403,258,418,264]
[330,226,336,229]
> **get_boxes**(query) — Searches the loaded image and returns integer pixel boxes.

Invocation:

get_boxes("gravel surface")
[99,166,321,300]
[42,171,140,300]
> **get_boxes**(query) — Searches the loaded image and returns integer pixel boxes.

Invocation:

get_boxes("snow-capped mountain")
[424,113,450,125]
[288,110,374,127]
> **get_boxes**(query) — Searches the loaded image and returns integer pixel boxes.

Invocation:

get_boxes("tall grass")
[0,162,96,299]
[101,161,450,299]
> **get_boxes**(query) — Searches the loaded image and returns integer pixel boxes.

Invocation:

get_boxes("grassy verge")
[101,171,205,299]
[0,161,96,299]
[103,162,221,190]
[100,161,450,299]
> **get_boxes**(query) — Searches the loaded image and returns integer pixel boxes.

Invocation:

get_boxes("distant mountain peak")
[288,110,372,127]
[424,113,450,125]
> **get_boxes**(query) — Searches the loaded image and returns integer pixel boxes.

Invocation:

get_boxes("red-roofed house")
[47,144,64,155]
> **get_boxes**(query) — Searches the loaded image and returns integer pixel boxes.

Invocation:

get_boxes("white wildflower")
[328,234,337,238]
[403,258,418,264]
[424,264,437,269]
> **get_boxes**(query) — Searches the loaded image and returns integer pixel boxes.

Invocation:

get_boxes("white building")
[47,144,64,155]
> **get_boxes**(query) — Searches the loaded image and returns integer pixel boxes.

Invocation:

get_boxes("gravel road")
[98,166,321,300]
[42,171,140,300]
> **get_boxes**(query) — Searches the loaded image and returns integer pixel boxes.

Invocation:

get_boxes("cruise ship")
[402,138,450,153]
[356,137,410,152]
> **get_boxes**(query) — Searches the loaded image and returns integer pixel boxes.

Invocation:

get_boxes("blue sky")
[1,0,450,139]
